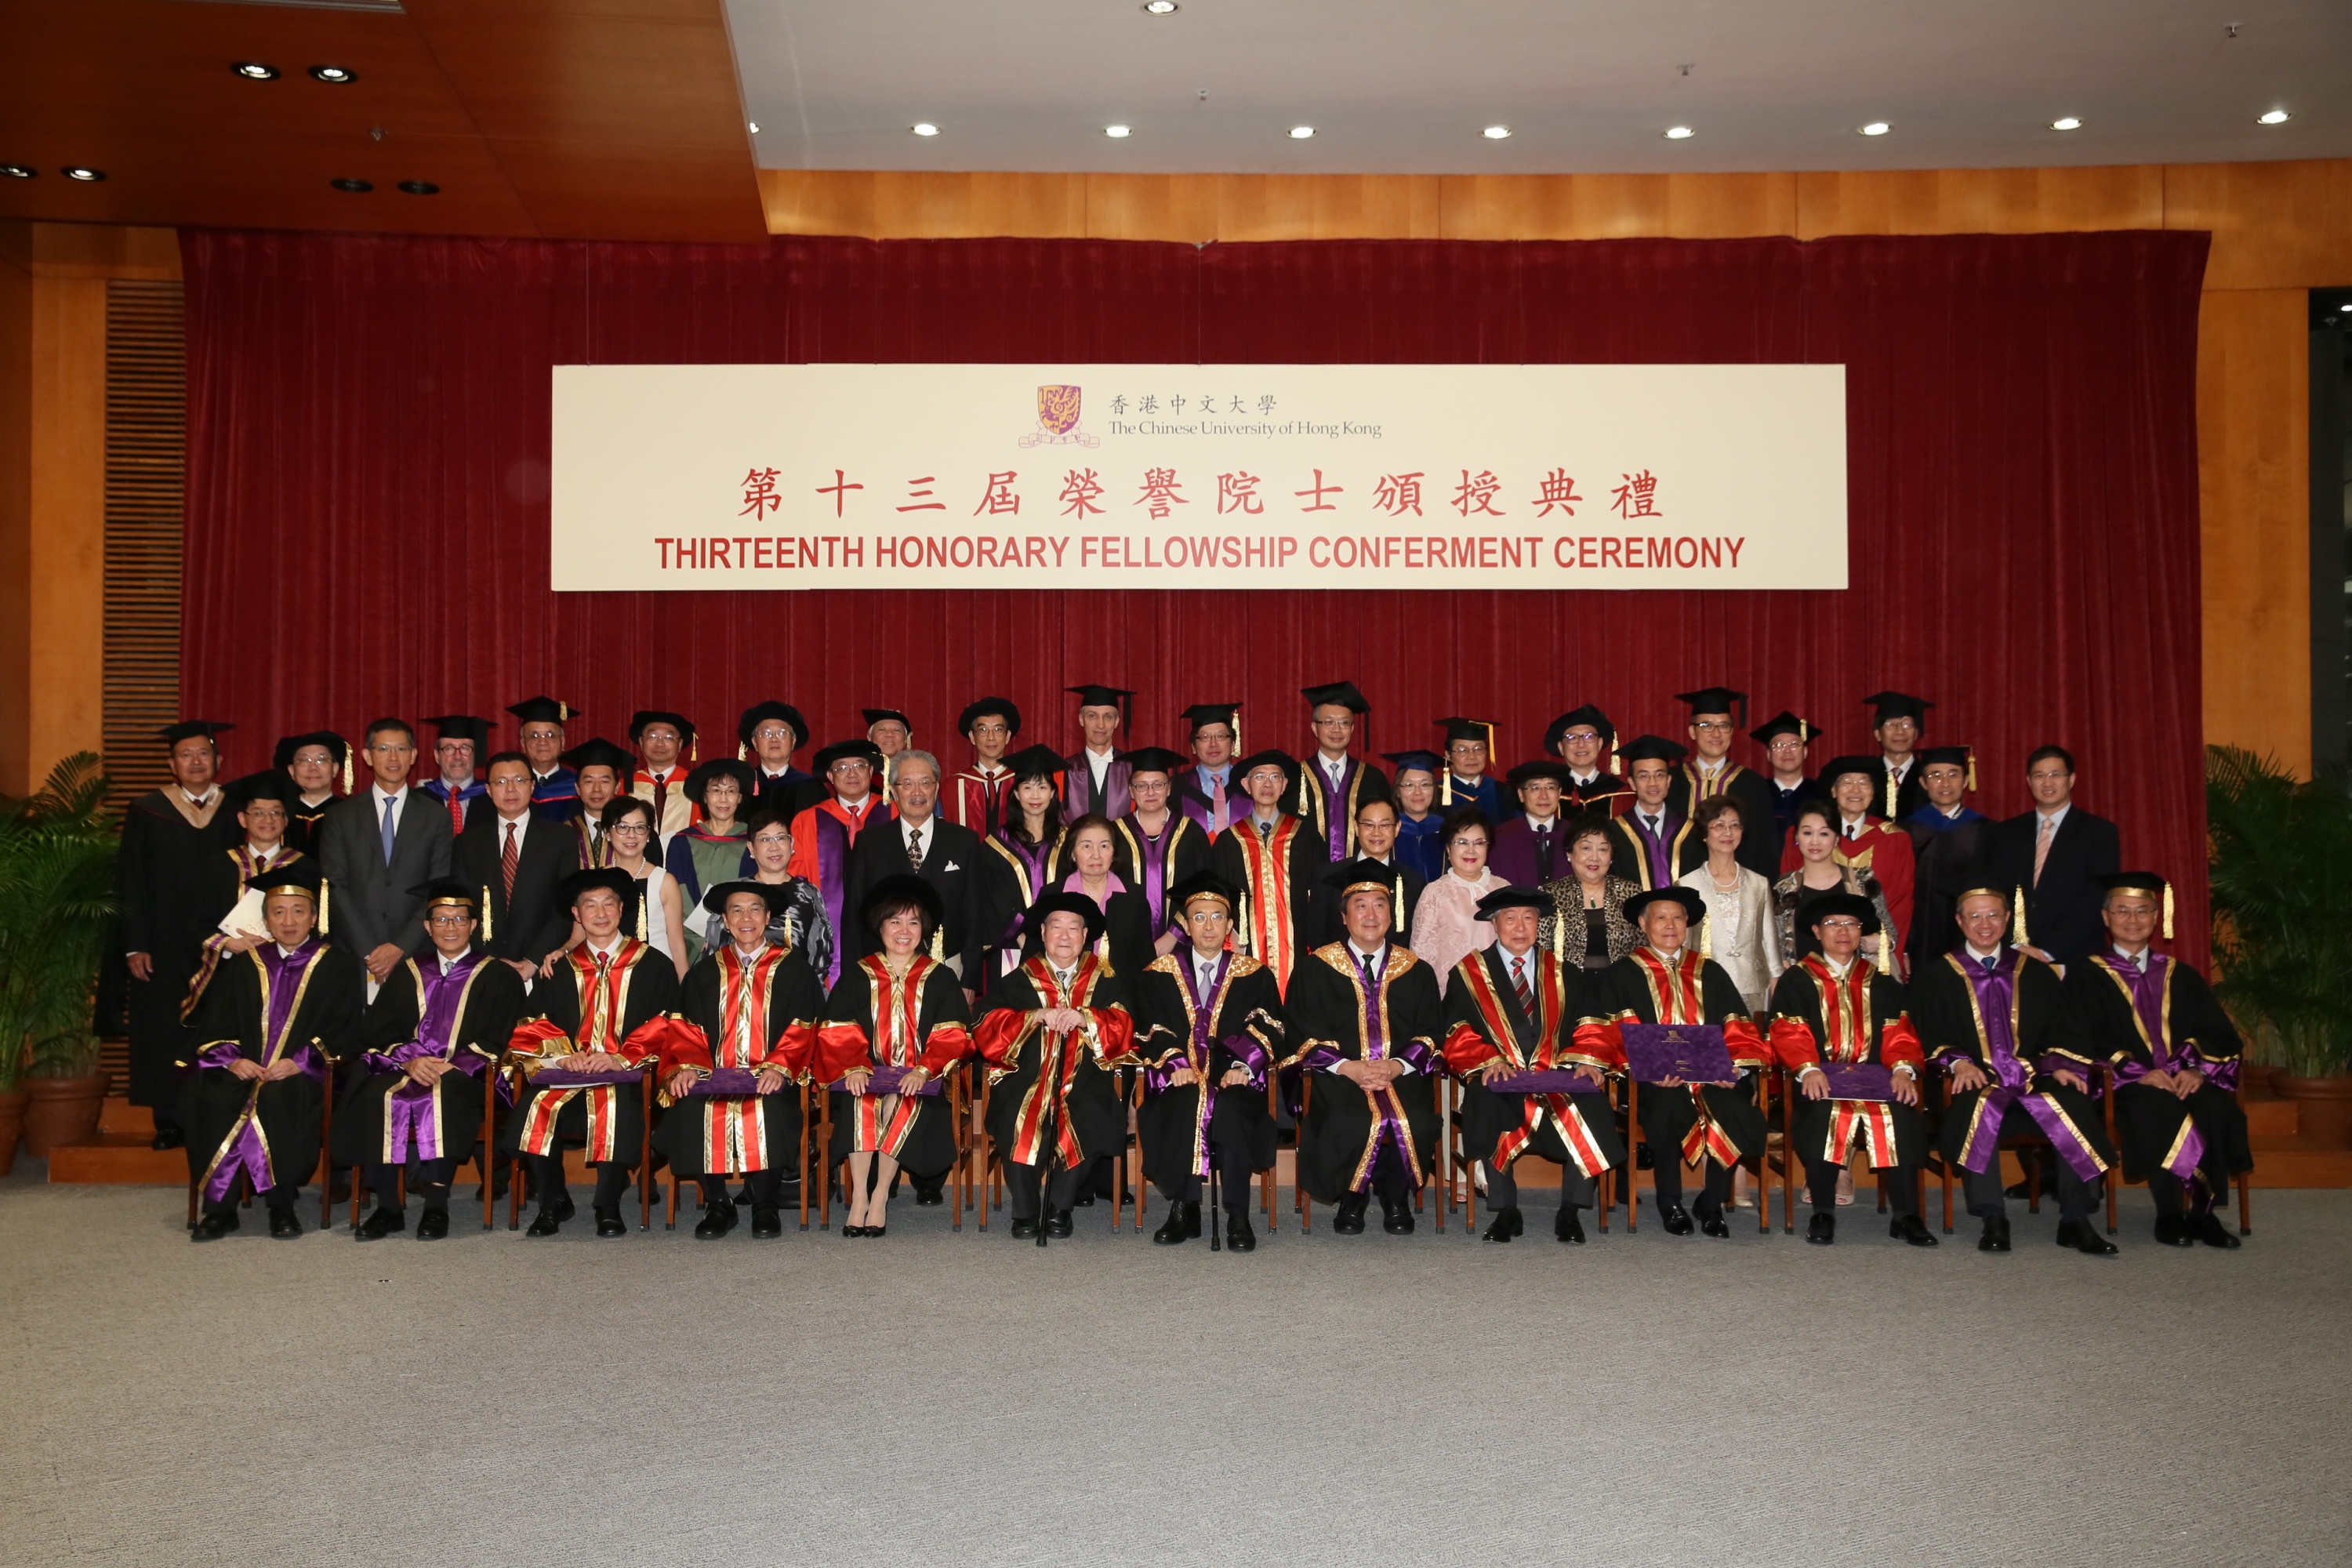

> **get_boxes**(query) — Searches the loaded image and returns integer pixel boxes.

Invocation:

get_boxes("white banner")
[550,363,1846,591]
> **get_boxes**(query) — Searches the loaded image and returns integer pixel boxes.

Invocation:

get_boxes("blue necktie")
[380,793,397,865]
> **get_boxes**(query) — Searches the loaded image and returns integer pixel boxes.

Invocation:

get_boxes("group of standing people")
[115,680,2245,1255]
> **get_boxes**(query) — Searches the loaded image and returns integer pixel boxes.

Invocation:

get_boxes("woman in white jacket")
[1675,796,1781,1013]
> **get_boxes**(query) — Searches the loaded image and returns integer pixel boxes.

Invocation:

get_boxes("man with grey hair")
[842,747,984,993]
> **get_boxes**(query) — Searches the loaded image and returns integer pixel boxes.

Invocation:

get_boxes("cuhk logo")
[1018,383,1099,448]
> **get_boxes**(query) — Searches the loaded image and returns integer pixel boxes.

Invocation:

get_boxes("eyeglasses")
[608,822,649,837]
[1816,918,1864,932]
[1561,731,1602,744]
[751,832,791,848]
[1691,720,1733,734]
[1447,837,1487,848]
[427,912,474,927]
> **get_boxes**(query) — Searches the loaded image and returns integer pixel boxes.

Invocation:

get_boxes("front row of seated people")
[180,858,2250,1256]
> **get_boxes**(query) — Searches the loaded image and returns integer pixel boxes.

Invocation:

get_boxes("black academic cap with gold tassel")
[2093,872,2176,941]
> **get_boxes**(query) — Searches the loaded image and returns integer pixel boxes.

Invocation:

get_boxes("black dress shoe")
[1698,1210,1731,1240]
[1889,1214,1938,1247]
[355,1207,405,1241]
[1225,1210,1257,1252]
[1073,1190,1096,1207]
[553,1194,577,1223]
[1555,1209,1586,1244]
[2194,1212,2242,1250]
[1806,1212,1836,1245]
[415,1208,449,1240]
[267,1208,303,1240]
[840,1225,866,1238]
[191,1210,238,1242]
[1483,1207,1519,1243]
[1153,1202,1199,1245]
[866,1225,886,1238]
[750,1207,783,1239]
[1331,1195,1368,1236]
[694,1201,738,1240]
[2153,1214,2196,1247]
[2056,1218,2118,1256]
[1008,1217,1040,1239]
[150,1125,186,1152]
[2004,1179,2033,1200]
[1978,1216,2012,1253]
[1380,1194,1415,1236]
[1658,1201,1695,1236]
[913,1184,945,1207]
[525,1210,562,1237]
[593,1207,628,1239]
[1044,1207,1076,1238]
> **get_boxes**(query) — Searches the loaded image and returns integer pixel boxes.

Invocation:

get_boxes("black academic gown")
[1444,947,1624,1176]
[1585,951,1769,1166]
[1110,812,1217,937]
[1904,812,1994,967]
[1911,949,2117,1174]
[180,939,365,1197]
[1306,857,1425,950]
[2065,953,2251,1185]
[655,945,826,1176]
[975,831,1071,980]
[1294,756,1395,863]
[1286,942,1445,1203]
[1664,763,1784,880]
[975,956,1135,1172]
[285,794,339,858]
[333,952,525,1171]
[501,944,680,1166]
[1134,951,1284,1200]
[1603,810,1708,891]
[118,789,239,1110]
[1210,817,1325,992]
[819,957,971,1179]
[1765,960,1926,1172]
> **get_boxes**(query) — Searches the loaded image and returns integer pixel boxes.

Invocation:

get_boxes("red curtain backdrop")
[180,227,2212,957]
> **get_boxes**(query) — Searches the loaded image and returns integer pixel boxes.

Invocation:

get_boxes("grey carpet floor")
[2,1171,2345,1568]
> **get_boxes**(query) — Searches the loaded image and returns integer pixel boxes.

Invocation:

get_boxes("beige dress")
[1408,869,1508,995]
[1678,862,1782,1012]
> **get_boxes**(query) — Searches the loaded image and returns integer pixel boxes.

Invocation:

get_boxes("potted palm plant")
[0,753,119,1171]
[2205,745,2352,1145]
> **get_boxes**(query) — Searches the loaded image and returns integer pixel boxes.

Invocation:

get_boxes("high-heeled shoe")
[841,1224,866,1238]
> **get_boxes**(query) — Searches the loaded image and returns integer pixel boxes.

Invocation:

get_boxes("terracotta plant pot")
[2270,1069,2352,1148]
[21,1072,111,1157]
[0,1090,27,1178]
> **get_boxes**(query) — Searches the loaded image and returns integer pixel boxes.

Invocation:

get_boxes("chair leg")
[348,1166,363,1228]
[1597,1166,1610,1234]
[665,1172,681,1230]
[185,1173,198,1230]
[2238,1173,2252,1236]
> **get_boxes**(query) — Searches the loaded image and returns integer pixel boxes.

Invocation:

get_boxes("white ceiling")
[727,0,2351,175]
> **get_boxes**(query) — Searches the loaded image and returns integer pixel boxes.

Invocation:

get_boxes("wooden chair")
[1929,1067,2068,1234]
[1621,1068,1775,1235]
[328,1062,503,1230]
[499,1064,655,1231]
[1290,1074,1444,1236]
[2098,1064,2252,1238]
[1133,1065,1280,1236]
[180,1048,340,1229]
[966,1057,1136,1232]
[661,1080,827,1231]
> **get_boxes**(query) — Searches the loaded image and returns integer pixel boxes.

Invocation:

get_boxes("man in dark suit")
[840,747,984,993]
[318,717,456,987]
[454,751,574,979]
[1990,744,2121,971]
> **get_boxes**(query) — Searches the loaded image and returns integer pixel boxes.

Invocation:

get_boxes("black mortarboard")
[1614,735,1689,766]
[1504,760,1574,787]
[862,708,913,731]
[413,877,480,910]
[959,697,1022,736]
[1381,750,1443,778]
[1918,744,1976,790]
[1863,691,1933,726]
[683,758,755,805]
[628,710,695,743]
[1022,891,1107,946]
[505,695,573,726]
[700,879,775,916]
[1121,746,1186,778]
[1673,688,1748,723]
[1232,749,1299,789]
[1301,681,1371,713]
[2096,872,2174,938]
[558,867,634,908]
[1818,754,1882,785]
[1323,855,1412,932]
[1167,870,1240,914]
[1472,884,1550,920]
[1543,705,1614,754]
[560,737,632,775]
[161,720,233,746]
[423,714,495,746]
[1181,702,1242,748]
[245,859,326,899]
[859,873,942,927]
[1801,891,1882,935]
[1747,710,1815,746]
[223,770,294,808]
[1066,684,1134,709]
[1436,717,1494,747]
[736,701,810,750]
[1623,887,1706,924]
[272,731,347,769]
[1004,743,1069,785]
[815,739,885,772]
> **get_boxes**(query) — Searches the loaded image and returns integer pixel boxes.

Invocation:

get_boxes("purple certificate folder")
[532,1066,641,1089]
[1486,1069,1609,1095]
[1621,1023,1734,1085]
[826,1064,944,1098]
[1817,1062,1895,1102]
[688,1068,782,1097]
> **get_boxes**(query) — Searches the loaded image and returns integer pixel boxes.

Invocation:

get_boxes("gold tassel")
[1238,886,1252,956]
[1298,768,1309,815]
[2162,884,2174,941]
[1884,768,1896,819]
[1965,749,1977,793]
[1440,773,1451,807]
[1392,872,1404,934]
[341,745,353,795]
[691,736,699,763]
[318,877,330,936]
[482,884,494,942]
[739,742,749,761]
[558,700,569,722]
[930,927,944,960]
[637,888,648,940]
[2012,886,2028,948]
[1607,753,1621,776]
[1700,906,1712,960]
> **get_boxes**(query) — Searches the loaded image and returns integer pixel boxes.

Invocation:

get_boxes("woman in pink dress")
[1406,808,1508,996]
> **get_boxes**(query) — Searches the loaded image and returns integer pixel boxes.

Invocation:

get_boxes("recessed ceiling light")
[1481,125,1512,140]
[0,164,34,180]
[308,64,356,85]
[747,122,760,134]
[233,62,279,81]
[1288,125,1316,140]
[397,180,439,195]
[1142,1,1178,13]
[1105,125,1132,139]
[911,122,939,136]
[63,167,105,182]
[2257,108,2292,125]
[2049,116,2082,131]
[1858,122,1890,136]
[329,177,372,192]
[1664,125,1695,140]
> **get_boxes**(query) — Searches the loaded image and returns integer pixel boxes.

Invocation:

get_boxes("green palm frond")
[2205,746,2352,1076]
[0,752,118,1088]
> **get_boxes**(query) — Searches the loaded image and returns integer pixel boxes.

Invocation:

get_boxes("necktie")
[649,771,670,826]
[1535,823,1555,878]
[2033,814,2054,885]
[445,788,466,836]
[501,821,520,900]
[1983,954,1998,973]
[380,793,397,865]
[1357,949,1380,990]
[1258,818,1272,845]
[1512,953,1532,1014]
[1200,963,1217,996]
[1846,822,1860,841]
[907,826,925,872]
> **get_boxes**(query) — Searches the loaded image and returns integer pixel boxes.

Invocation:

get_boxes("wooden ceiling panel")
[0,0,760,241]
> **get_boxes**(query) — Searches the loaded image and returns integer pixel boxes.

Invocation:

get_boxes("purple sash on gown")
[196,941,331,1203]
[365,953,492,1163]
[1952,949,2107,1182]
